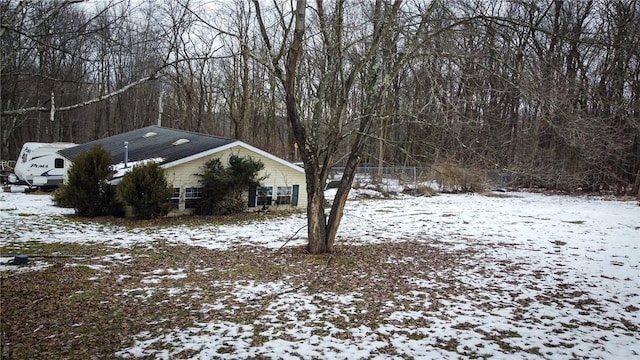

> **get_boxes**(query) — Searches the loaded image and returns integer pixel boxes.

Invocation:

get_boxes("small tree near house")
[195,155,265,215]
[53,145,123,217]
[117,162,173,219]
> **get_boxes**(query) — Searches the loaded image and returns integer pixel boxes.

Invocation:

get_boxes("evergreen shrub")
[117,162,173,219]
[195,155,265,215]
[53,145,123,217]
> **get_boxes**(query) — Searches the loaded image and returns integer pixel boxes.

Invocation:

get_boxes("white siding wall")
[164,146,307,212]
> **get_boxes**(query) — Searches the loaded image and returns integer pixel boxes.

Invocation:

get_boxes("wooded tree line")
[2,0,639,194]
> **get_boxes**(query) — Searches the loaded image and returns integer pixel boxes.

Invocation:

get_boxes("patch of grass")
[375,208,397,213]
[573,297,599,309]
[620,318,638,332]
[306,254,331,265]
[251,326,269,346]
[217,345,234,354]
[525,347,542,355]
[550,240,567,246]
[452,322,476,330]
[406,332,428,340]
[476,328,522,353]
[312,326,332,337]
[543,342,575,349]
[496,340,520,353]
[218,263,284,280]
[175,349,201,358]
[624,304,639,312]
[560,322,579,329]
[498,330,522,338]
[435,337,460,352]
[62,210,303,230]
[68,289,99,304]
[0,241,111,258]
[483,192,517,198]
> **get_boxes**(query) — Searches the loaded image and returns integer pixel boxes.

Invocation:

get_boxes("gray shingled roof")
[58,125,236,167]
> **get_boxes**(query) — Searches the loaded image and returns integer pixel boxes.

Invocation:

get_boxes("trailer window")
[55,158,64,168]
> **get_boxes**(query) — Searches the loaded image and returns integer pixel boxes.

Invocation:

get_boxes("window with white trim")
[257,186,273,206]
[276,186,292,205]
[185,187,202,209]
[171,188,180,209]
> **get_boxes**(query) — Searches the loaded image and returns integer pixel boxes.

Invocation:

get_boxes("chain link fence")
[327,165,520,194]
[328,166,420,193]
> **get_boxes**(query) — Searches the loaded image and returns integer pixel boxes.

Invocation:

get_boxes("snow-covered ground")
[1,190,639,359]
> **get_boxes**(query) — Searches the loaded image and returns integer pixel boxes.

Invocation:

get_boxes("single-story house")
[57,125,307,214]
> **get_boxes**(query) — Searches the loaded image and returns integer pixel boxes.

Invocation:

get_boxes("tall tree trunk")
[306,174,329,253]
[283,0,333,253]
[325,129,368,251]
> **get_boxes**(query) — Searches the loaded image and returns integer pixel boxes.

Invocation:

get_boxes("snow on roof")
[111,157,165,179]
[171,138,190,146]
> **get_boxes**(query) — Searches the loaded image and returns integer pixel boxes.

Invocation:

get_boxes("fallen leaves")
[1,239,638,359]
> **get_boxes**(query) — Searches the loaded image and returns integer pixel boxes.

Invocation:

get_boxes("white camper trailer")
[8,142,77,188]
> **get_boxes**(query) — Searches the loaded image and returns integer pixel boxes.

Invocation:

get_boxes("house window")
[54,158,64,168]
[185,187,202,209]
[171,188,180,209]
[257,186,273,206]
[276,186,292,205]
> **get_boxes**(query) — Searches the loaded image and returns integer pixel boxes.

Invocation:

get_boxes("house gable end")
[162,141,304,174]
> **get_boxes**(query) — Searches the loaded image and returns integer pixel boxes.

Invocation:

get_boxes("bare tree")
[249,0,445,253]
[1,0,191,159]
[3,0,638,200]
[1,0,86,159]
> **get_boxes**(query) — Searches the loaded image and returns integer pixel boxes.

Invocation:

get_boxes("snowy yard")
[1,190,639,359]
